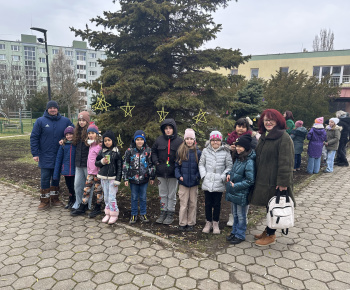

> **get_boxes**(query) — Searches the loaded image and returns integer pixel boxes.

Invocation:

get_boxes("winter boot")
[102,209,110,223]
[226,213,233,227]
[163,211,175,225]
[70,203,88,216]
[38,188,51,210]
[65,193,76,209]
[108,211,119,225]
[255,234,276,247]
[88,204,102,218]
[50,186,64,207]
[202,221,213,233]
[254,229,267,240]
[156,211,167,224]
[213,221,220,234]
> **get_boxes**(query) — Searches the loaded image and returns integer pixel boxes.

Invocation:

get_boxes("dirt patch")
[0,136,311,254]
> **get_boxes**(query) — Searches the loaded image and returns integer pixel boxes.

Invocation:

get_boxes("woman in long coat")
[250,109,294,246]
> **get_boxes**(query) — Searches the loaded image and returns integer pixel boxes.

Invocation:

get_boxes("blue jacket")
[290,126,308,155]
[225,150,256,206]
[30,111,74,168]
[53,141,76,179]
[175,148,202,188]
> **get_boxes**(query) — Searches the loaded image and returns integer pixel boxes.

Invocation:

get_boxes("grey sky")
[1,0,349,56]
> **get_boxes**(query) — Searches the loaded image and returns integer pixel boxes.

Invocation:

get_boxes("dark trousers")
[337,138,348,164]
[266,226,276,235]
[204,191,222,222]
[64,176,75,196]
[294,154,301,169]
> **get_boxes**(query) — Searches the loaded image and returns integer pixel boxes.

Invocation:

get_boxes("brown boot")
[50,186,64,207]
[255,234,276,247]
[254,229,267,240]
[38,189,51,210]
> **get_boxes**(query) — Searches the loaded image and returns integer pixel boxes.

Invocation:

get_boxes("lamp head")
[30,27,47,34]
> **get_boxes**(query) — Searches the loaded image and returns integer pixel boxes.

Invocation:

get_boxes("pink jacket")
[87,142,102,175]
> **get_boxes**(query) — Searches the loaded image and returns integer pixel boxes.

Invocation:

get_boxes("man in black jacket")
[335,111,350,167]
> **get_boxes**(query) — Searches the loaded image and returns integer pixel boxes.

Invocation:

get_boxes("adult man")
[335,110,350,167]
[30,100,74,210]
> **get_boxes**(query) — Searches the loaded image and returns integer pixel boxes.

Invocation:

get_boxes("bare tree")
[50,49,81,119]
[313,29,334,51]
[0,60,28,111]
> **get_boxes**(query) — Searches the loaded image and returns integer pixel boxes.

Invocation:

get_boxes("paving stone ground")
[0,165,350,289]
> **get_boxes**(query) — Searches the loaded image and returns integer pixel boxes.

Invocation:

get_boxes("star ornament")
[157,106,169,122]
[117,134,124,148]
[92,84,111,112]
[193,109,207,124]
[120,102,135,117]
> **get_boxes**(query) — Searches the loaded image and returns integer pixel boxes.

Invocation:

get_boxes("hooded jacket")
[290,126,308,155]
[338,117,350,140]
[53,141,76,179]
[199,142,233,192]
[326,125,341,151]
[307,126,327,158]
[151,119,183,178]
[30,111,74,169]
[175,147,202,188]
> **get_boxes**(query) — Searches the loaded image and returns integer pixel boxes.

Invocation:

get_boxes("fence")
[0,109,33,134]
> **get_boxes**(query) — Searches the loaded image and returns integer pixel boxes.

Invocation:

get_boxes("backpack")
[266,190,294,235]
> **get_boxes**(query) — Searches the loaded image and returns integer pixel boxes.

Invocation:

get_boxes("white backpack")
[266,190,294,235]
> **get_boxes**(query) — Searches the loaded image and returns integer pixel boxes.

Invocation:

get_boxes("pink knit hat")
[184,128,196,140]
[295,120,303,128]
[314,117,324,124]
[78,111,90,123]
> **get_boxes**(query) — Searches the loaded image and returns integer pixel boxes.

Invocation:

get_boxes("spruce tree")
[71,0,249,146]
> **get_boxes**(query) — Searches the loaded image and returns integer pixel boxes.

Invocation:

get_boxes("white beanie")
[330,118,339,125]
[209,130,222,140]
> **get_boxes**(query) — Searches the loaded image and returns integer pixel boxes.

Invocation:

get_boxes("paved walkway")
[0,165,350,289]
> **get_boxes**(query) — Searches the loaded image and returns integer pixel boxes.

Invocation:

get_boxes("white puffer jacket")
[199,143,233,192]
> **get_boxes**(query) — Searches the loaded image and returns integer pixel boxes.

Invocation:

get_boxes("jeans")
[307,156,321,174]
[101,179,118,212]
[325,150,336,172]
[41,168,59,189]
[72,167,89,209]
[294,154,301,169]
[204,191,222,222]
[158,177,178,212]
[231,203,247,240]
[130,182,148,216]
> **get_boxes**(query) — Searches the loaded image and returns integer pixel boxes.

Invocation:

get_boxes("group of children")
[53,114,256,244]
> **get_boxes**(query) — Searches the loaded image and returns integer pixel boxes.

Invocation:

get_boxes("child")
[175,129,201,231]
[123,130,155,224]
[53,126,76,209]
[225,135,256,244]
[290,120,308,171]
[199,131,233,234]
[71,123,103,216]
[152,118,183,225]
[95,131,122,224]
[324,118,341,173]
[71,111,90,210]
[307,117,327,174]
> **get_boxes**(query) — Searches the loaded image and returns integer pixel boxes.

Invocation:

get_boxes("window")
[14,75,21,80]
[67,60,74,66]
[38,48,46,54]
[313,66,320,77]
[89,53,97,58]
[65,50,73,56]
[52,49,59,55]
[40,67,47,73]
[76,51,86,61]
[0,64,6,70]
[100,54,107,60]
[24,46,36,60]
[89,71,97,76]
[0,54,5,60]
[322,66,331,77]
[77,74,86,79]
[280,67,289,74]
[11,45,20,51]
[12,65,21,71]
[230,69,238,75]
[12,55,20,61]
[89,62,97,67]
[251,68,259,78]
[78,91,87,97]
[77,65,86,70]
[39,57,46,63]
[0,44,5,49]
[40,77,46,82]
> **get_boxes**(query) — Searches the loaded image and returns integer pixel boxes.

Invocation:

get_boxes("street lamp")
[30,27,51,101]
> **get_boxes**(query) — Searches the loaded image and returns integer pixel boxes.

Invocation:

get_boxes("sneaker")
[226,233,236,242]
[186,225,194,232]
[178,225,187,231]
[255,234,276,247]
[140,215,150,223]
[129,215,138,224]
[230,237,245,245]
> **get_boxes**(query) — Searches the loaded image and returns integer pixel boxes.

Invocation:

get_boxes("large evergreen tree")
[71,0,249,146]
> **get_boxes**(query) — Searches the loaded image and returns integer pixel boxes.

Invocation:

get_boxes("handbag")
[266,189,294,235]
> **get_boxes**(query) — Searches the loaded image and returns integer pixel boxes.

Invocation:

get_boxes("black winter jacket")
[175,148,201,188]
[75,141,89,168]
[95,147,122,182]
[151,119,183,178]
[338,117,350,140]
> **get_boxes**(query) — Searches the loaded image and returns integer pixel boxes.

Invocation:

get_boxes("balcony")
[331,75,350,87]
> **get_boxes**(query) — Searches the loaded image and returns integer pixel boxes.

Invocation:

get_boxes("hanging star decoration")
[117,134,124,148]
[192,109,207,124]
[120,102,135,117]
[92,84,111,112]
[157,106,169,122]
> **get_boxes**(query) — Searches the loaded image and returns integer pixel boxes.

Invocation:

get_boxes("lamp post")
[30,27,51,101]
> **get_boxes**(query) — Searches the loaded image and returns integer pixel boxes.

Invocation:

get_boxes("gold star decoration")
[92,84,111,112]
[117,134,124,148]
[157,106,169,122]
[192,109,207,124]
[120,102,135,117]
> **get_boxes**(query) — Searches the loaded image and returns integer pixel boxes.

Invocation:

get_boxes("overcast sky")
[1,0,349,56]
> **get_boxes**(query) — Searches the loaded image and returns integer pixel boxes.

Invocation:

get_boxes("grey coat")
[199,143,233,192]
[325,125,341,151]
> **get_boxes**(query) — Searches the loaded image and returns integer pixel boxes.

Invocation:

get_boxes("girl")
[225,135,255,244]
[199,131,233,234]
[71,111,90,210]
[283,111,295,135]
[123,130,155,224]
[96,131,122,224]
[175,129,201,231]
[53,126,76,209]
[307,117,327,174]
[290,120,307,171]
[324,118,341,173]
[71,123,103,216]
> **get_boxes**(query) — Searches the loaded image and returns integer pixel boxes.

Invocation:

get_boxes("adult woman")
[283,111,295,135]
[250,109,295,246]
[324,118,341,173]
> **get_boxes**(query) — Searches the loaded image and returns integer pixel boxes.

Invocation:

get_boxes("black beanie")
[235,135,252,151]
[46,100,59,110]
[102,131,116,147]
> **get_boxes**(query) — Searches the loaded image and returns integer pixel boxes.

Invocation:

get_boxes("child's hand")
[230,144,236,151]
[226,175,230,182]
[230,181,234,187]
[179,177,184,181]
[59,139,64,145]
[103,157,109,164]
[149,180,154,185]
[124,181,129,187]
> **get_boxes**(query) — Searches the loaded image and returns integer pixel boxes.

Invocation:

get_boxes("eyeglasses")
[263,119,276,124]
